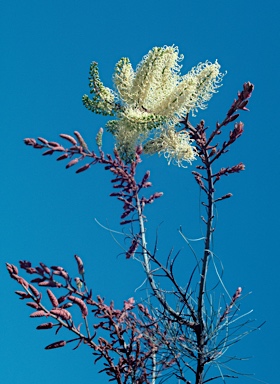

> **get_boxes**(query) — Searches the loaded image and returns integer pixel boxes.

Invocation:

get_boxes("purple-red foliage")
[181,82,254,207]
[7,256,175,384]
[24,134,163,231]
[23,135,164,260]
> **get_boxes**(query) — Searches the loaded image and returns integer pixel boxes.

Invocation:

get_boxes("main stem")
[195,153,215,384]
[135,195,157,384]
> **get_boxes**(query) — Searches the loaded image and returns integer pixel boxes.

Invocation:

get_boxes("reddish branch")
[179,82,253,384]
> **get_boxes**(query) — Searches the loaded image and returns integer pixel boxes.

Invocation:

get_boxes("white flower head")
[143,128,197,168]
[129,46,183,110]
[185,60,225,114]
[83,46,225,164]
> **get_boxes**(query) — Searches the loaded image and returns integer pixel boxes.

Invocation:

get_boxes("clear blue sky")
[1,1,278,383]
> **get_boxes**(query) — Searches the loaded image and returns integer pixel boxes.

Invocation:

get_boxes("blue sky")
[1,1,278,383]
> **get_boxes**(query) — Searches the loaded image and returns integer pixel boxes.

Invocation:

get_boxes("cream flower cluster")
[82,46,225,164]
[143,128,197,168]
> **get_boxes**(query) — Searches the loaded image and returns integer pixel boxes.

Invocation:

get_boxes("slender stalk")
[136,194,167,309]
[135,194,185,323]
[151,351,157,384]
[195,142,215,384]
[197,160,214,325]
[84,317,91,339]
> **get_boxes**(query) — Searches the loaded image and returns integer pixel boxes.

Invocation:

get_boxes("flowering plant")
[7,46,260,384]
[83,46,224,165]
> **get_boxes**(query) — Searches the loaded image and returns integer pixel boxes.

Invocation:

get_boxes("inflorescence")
[82,46,225,165]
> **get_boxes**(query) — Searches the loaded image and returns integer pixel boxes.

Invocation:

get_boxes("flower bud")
[45,340,66,350]
[66,158,79,168]
[74,255,85,275]
[37,137,48,144]
[24,138,37,146]
[60,134,77,145]
[56,153,69,161]
[76,164,90,173]
[37,322,54,330]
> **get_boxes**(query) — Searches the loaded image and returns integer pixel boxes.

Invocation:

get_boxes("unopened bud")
[24,138,37,146]
[230,122,244,141]
[242,82,254,99]
[153,192,163,199]
[37,137,48,144]
[48,141,60,147]
[76,164,90,174]
[66,158,79,169]
[227,114,239,123]
[42,149,54,156]
[56,153,69,161]
[45,340,66,350]
[37,322,54,330]
[74,255,85,275]
[60,134,77,145]
[74,131,88,151]
[209,147,217,157]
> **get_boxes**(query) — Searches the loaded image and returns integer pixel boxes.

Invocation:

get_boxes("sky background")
[1,1,278,383]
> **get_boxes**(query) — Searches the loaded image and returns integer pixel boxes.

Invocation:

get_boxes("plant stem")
[135,195,183,322]
[195,149,215,384]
